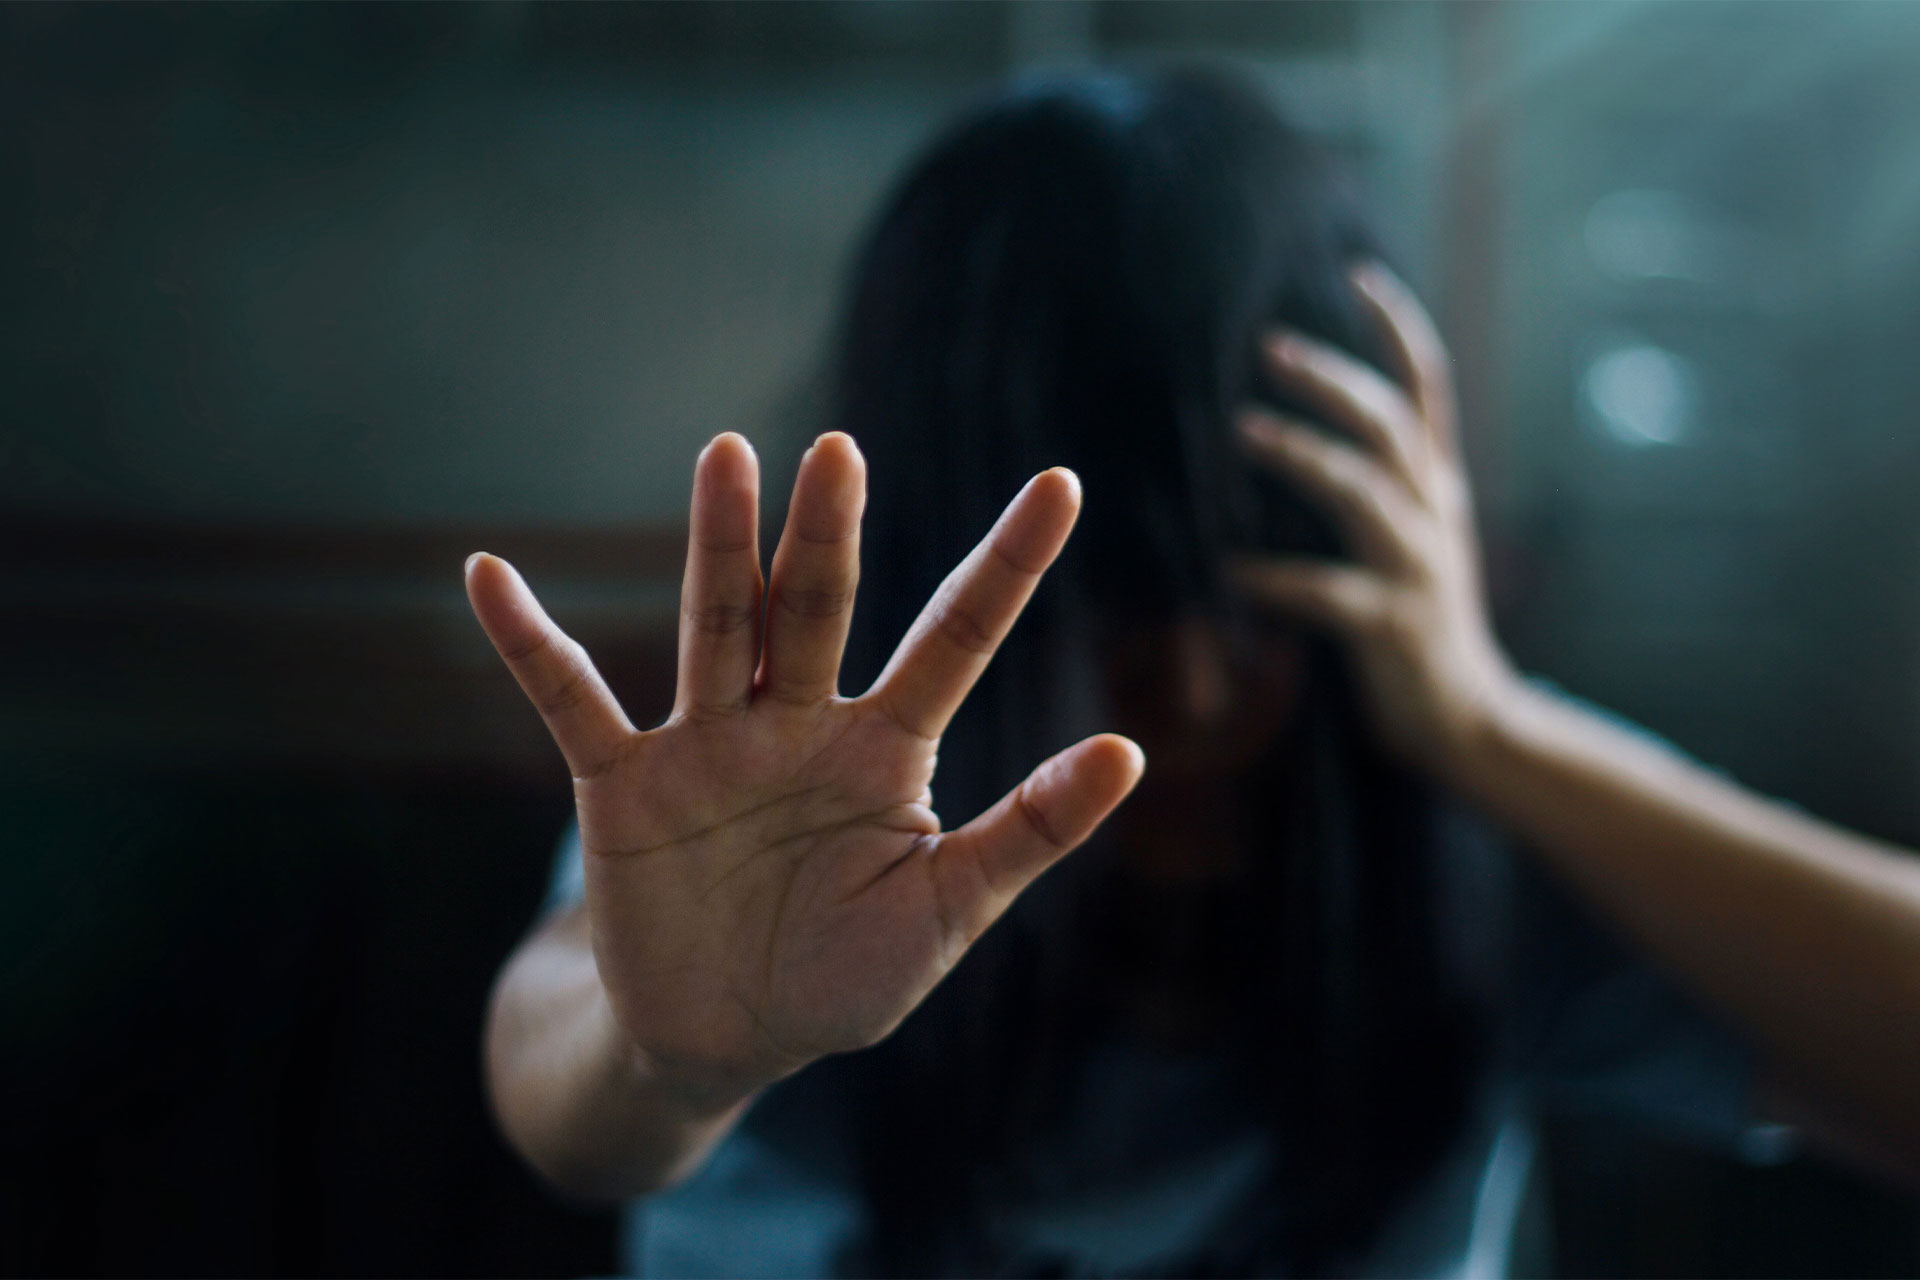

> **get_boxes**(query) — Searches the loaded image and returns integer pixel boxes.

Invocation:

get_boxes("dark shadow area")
[0,768,611,1277]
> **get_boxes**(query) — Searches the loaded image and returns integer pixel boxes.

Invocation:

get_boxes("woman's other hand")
[1234,264,1520,776]
[466,433,1142,1112]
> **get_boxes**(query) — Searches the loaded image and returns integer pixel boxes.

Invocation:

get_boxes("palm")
[469,433,1140,1096]
[579,706,950,1081]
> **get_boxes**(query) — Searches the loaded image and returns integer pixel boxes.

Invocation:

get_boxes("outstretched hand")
[467,432,1142,1105]
[1234,264,1520,773]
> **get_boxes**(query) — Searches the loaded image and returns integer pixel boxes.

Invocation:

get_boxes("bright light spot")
[1581,342,1697,448]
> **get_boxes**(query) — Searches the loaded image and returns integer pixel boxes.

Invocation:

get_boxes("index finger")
[1351,262,1460,458]
[865,468,1080,741]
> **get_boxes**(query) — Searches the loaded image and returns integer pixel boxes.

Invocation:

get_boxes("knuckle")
[792,524,858,548]
[681,698,747,727]
[874,690,938,743]
[537,663,593,717]
[774,580,856,620]
[933,601,997,657]
[759,675,832,708]
[572,735,634,783]
[989,536,1049,579]
[686,600,757,637]
[1015,783,1067,851]
[500,629,553,666]
[697,532,756,555]
[929,844,985,954]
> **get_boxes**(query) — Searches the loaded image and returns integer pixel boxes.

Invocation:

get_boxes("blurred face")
[1098,610,1304,880]
[1101,611,1305,781]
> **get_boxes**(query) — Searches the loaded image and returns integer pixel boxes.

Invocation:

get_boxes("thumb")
[929,734,1145,947]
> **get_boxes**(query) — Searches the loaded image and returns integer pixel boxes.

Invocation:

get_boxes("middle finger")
[1263,332,1428,497]
[758,432,867,706]
[867,468,1080,742]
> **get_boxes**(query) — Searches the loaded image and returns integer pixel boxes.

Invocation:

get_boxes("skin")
[1241,262,1920,1161]
[479,259,1920,1202]
[470,435,1143,1196]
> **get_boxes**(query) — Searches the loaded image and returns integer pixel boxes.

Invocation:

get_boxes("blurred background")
[6,1,1920,1274]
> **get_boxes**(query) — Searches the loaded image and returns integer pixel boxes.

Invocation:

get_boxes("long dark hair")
[821,68,1486,1274]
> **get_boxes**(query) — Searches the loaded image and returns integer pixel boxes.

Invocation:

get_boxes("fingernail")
[1054,467,1082,500]
[817,431,864,463]
[464,552,487,575]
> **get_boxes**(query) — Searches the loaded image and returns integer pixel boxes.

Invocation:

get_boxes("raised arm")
[1237,264,1920,1151]
[470,432,1142,1197]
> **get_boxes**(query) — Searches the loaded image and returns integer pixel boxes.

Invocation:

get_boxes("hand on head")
[1233,264,1520,772]
[465,433,1142,1102]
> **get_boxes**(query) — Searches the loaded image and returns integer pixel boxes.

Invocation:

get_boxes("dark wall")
[0,772,605,1277]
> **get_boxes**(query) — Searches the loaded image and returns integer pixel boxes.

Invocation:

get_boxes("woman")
[471,70,1821,1276]
[815,68,1499,1275]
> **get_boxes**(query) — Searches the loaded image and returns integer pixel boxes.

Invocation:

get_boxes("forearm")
[1240,270,1920,1148]
[484,908,753,1199]
[1448,678,1920,1144]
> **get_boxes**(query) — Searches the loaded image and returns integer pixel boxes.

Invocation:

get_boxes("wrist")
[1431,657,1537,797]
[590,988,766,1127]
